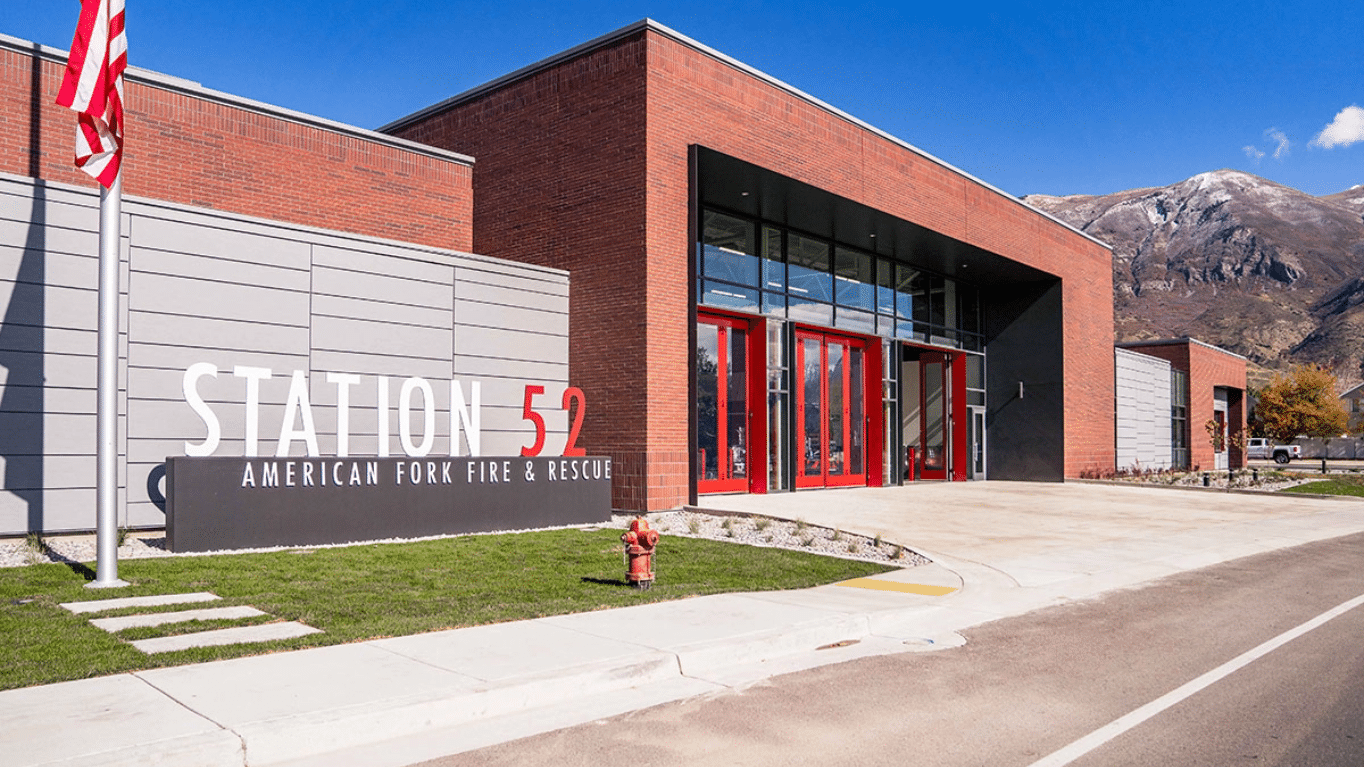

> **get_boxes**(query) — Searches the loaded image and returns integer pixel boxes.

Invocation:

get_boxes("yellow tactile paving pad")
[835,578,958,596]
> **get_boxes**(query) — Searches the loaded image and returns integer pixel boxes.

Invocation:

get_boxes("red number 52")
[520,385,587,457]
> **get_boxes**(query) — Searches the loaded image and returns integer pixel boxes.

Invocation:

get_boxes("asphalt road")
[422,531,1364,767]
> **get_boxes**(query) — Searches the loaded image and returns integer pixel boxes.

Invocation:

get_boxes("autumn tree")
[1251,364,1349,444]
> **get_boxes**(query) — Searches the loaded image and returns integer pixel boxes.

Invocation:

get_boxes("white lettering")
[410,461,422,484]
[426,461,437,484]
[332,461,343,486]
[450,380,481,457]
[349,463,362,486]
[285,461,296,487]
[502,460,511,483]
[605,459,611,479]
[233,366,272,457]
[261,462,280,487]
[377,376,390,458]
[442,462,452,484]
[276,370,320,457]
[366,462,378,485]
[395,461,405,485]
[549,461,557,481]
[241,463,255,488]
[399,377,435,457]
[467,462,476,483]
[183,363,221,456]
[302,462,313,487]
[327,372,361,457]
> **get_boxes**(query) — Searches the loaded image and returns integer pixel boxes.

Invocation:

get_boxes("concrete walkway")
[4,482,1364,767]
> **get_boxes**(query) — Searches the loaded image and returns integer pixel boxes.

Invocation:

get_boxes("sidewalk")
[5,482,1364,767]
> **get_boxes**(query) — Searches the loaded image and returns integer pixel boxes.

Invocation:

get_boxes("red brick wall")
[1127,340,1247,469]
[1,44,471,251]
[392,26,1116,509]
[391,34,657,510]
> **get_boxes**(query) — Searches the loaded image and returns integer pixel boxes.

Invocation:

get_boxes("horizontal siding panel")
[129,312,311,355]
[131,216,310,270]
[311,294,450,329]
[128,344,309,377]
[128,273,309,325]
[0,280,98,331]
[0,352,98,389]
[454,327,568,364]
[455,265,569,297]
[130,247,311,292]
[313,244,454,285]
[312,316,453,360]
[453,300,567,335]
[312,266,451,311]
[0,240,99,284]
[456,281,569,314]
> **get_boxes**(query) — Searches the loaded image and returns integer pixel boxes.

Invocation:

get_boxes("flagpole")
[89,168,127,588]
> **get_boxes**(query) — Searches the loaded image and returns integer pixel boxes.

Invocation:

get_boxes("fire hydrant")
[621,517,660,590]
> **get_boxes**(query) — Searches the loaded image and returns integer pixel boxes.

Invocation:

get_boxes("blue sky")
[9,0,1361,197]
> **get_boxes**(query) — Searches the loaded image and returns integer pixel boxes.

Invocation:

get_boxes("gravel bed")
[620,511,930,567]
[1102,469,1320,492]
[1,511,929,570]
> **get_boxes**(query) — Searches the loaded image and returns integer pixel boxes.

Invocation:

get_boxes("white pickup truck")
[1246,437,1300,464]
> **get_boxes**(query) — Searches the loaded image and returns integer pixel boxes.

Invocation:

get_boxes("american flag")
[56,0,127,188]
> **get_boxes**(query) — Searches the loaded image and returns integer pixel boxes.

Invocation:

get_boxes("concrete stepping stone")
[60,592,220,614]
[131,622,323,654]
[90,606,267,632]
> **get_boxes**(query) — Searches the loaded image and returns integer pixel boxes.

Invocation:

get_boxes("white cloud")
[1311,105,1364,149]
[1266,128,1291,159]
[1243,145,1265,161]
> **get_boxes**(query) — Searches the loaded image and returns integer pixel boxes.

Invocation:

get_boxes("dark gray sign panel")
[165,455,611,552]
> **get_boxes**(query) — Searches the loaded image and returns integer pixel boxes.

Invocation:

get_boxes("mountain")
[1024,171,1364,385]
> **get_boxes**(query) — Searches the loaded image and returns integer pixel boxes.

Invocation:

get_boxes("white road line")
[1026,591,1364,767]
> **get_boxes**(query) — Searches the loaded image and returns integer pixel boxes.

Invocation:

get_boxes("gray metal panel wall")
[0,174,570,535]
[1114,348,1173,471]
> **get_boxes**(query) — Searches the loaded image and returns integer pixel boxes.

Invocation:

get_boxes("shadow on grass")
[37,540,96,581]
[580,576,628,587]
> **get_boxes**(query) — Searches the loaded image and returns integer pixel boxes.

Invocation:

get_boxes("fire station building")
[381,20,1116,511]
[2,19,1118,535]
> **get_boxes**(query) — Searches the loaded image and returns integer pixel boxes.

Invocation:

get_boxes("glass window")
[702,211,759,287]
[701,280,759,312]
[787,234,832,303]
[787,295,833,327]
[928,275,947,327]
[761,291,787,317]
[762,226,785,291]
[966,354,984,390]
[876,259,896,315]
[835,307,875,335]
[834,247,875,310]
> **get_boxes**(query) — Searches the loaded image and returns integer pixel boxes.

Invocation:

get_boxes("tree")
[1251,364,1350,444]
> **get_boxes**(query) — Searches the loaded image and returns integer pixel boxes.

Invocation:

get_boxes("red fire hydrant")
[621,517,660,590]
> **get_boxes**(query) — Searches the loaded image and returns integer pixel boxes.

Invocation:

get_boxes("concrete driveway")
[692,481,1364,590]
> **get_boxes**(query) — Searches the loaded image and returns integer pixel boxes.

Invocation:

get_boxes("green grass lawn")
[1281,474,1364,497]
[0,528,894,691]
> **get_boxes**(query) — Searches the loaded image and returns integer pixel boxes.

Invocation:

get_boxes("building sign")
[166,364,607,552]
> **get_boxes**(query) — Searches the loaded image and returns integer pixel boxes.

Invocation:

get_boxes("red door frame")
[794,329,873,489]
[696,311,767,495]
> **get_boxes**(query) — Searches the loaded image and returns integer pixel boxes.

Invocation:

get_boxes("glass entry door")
[919,352,949,480]
[697,315,750,493]
[795,330,865,488]
[968,406,986,479]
